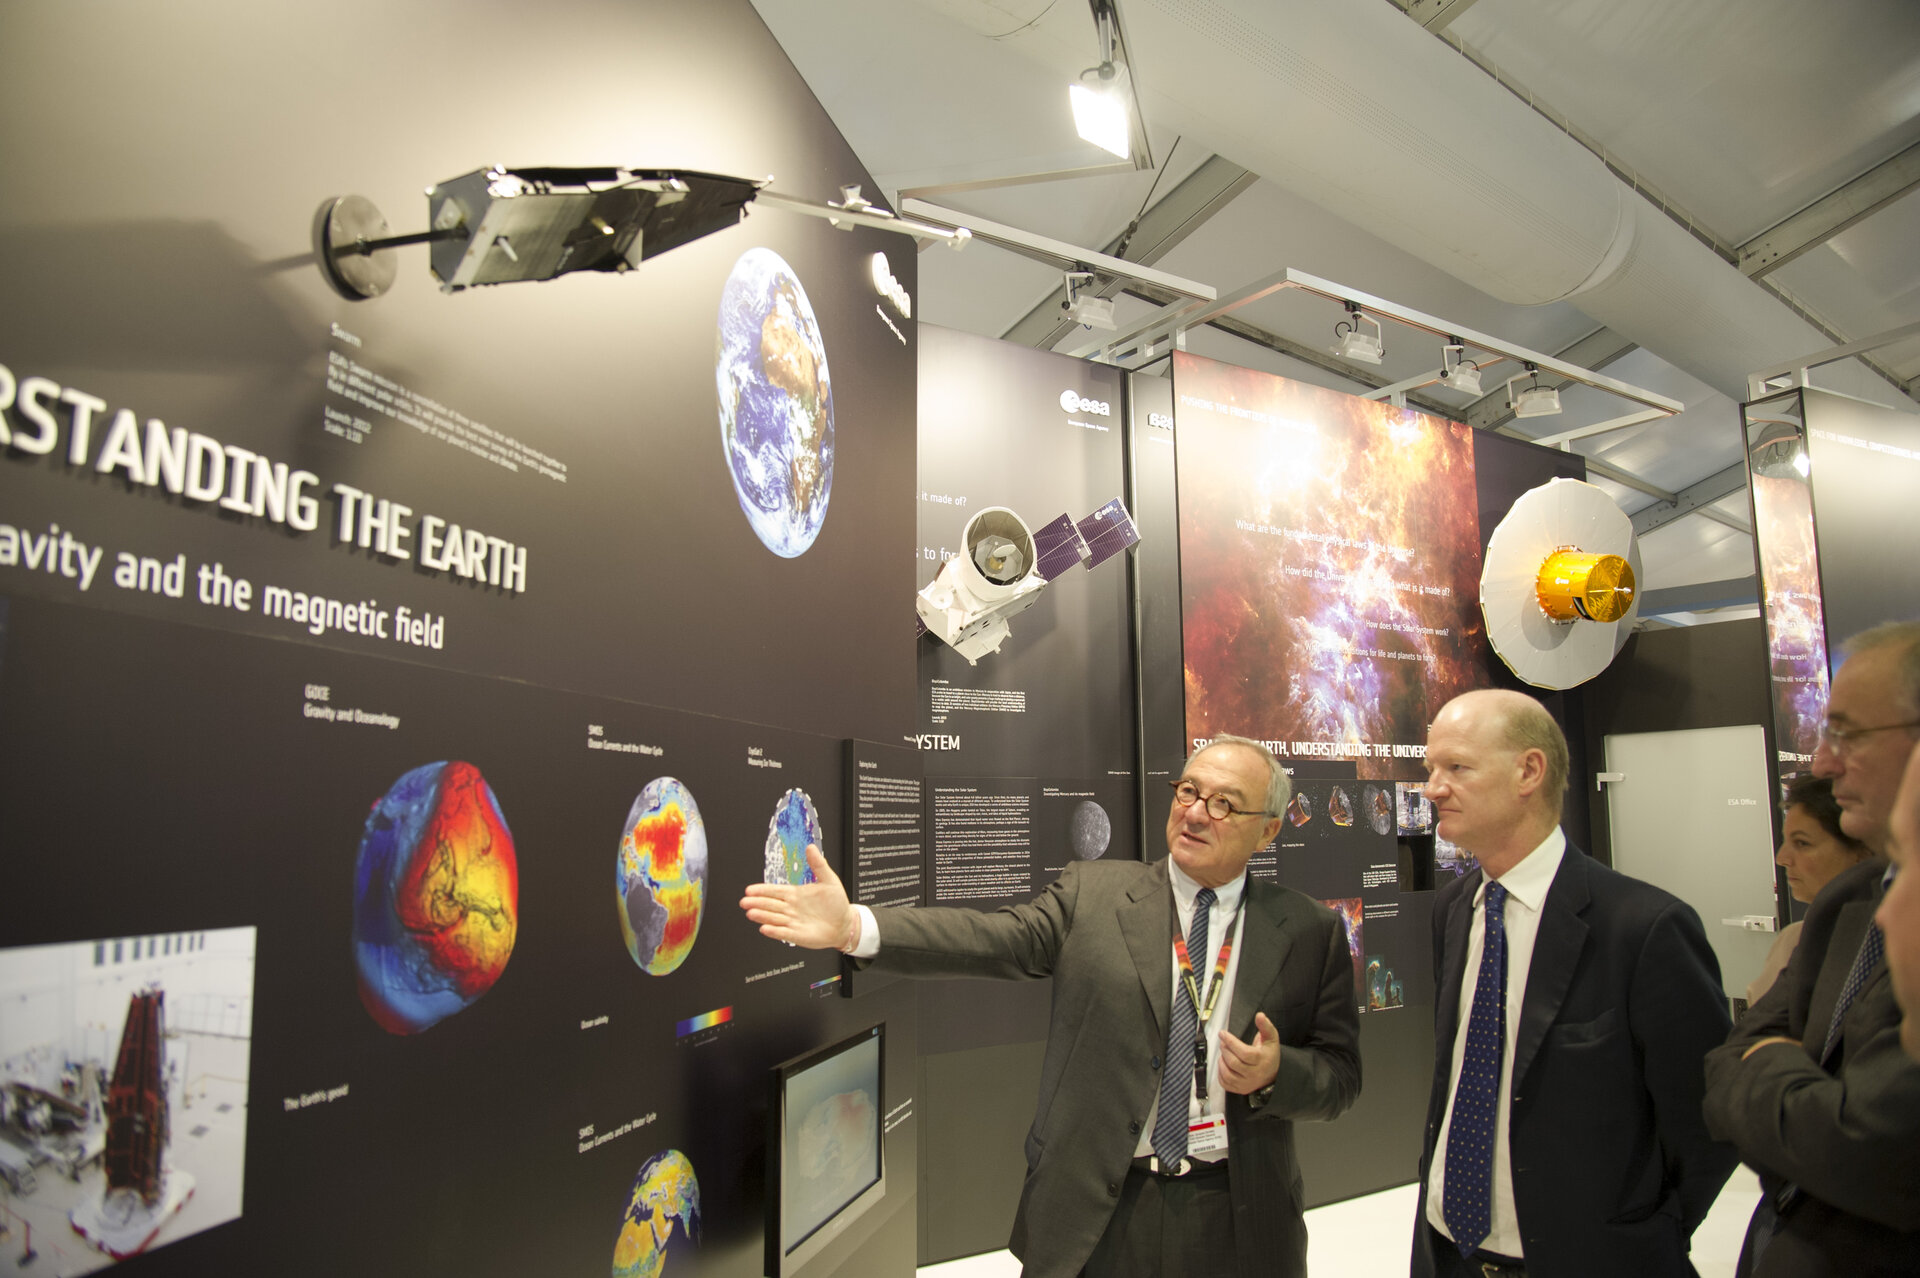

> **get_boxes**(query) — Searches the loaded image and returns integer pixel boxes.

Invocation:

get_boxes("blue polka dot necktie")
[1153,886,1213,1166]
[1443,879,1508,1256]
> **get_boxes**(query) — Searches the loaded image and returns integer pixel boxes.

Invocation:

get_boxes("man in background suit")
[1412,689,1735,1278]
[1875,729,1920,1064]
[1704,620,1920,1275]
[741,735,1360,1278]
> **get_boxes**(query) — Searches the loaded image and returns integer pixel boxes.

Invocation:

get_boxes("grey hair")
[1842,620,1920,718]
[1190,734,1292,817]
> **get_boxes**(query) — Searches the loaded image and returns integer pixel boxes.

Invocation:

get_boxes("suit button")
[1150,1054,1161,1070]
[1108,1182,1120,1197]
[1129,1120,1141,1135]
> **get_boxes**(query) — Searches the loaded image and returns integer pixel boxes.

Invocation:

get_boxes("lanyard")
[1172,895,1242,1101]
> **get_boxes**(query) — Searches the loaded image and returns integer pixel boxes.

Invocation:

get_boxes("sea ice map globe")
[616,777,709,976]
[353,761,517,1034]
[715,246,834,558]
[763,788,824,886]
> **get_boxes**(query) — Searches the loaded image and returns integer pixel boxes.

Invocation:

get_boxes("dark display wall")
[0,3,920,1276]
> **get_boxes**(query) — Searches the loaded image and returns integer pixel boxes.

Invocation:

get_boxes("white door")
[1602,724,1779,999]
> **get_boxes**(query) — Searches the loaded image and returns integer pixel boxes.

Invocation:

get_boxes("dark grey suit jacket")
[1704,857,1920,1276]
[1412,847,1736,1277]
[867,857,1361,1278]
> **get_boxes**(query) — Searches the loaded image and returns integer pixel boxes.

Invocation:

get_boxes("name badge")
[1187,1114,1228,1155]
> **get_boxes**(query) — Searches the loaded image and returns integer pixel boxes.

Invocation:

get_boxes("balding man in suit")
[1412,689,1735,1277]
[743,734,1359,1278]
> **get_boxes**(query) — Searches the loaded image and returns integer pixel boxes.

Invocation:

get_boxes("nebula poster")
[1746,408,1830,772]
[1173,354,1488,775]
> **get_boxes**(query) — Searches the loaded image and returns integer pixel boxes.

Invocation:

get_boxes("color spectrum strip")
[675,1006,733,1038]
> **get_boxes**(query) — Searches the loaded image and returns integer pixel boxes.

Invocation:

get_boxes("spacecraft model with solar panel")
[1480,477,1642,689]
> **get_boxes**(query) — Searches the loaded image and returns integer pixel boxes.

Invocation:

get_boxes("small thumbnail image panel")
[1395,782,1434,835]
[0,928,256,1275]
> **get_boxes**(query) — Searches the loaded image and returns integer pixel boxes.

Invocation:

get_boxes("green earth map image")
[611,1148,700,1278]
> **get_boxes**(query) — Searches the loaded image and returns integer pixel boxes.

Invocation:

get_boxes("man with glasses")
[1705,620,1920,1276]
[741,735,1360,1278]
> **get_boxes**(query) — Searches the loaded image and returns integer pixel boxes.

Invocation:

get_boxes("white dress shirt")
[1133,860,1248,1163]
[849,862,1248,1164]
[1425,827,1567,1257]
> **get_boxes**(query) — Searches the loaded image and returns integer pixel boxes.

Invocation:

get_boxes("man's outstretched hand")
[739,845,858,951]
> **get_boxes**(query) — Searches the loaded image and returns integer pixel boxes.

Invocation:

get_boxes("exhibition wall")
[0,2,921,1275]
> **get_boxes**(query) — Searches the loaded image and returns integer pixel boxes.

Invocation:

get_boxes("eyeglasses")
[1168,779,1271,821]
[1818,718,1920,755]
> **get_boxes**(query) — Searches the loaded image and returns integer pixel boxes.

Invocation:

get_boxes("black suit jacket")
[866,858,1361,1278]
[1703,857,1920,1276]
[1412,846,1736,1277]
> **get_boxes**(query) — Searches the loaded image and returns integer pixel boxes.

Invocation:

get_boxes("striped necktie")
[1152,886,1214,1166]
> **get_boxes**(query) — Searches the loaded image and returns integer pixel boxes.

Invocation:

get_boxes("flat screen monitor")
[765,1022,885,1277]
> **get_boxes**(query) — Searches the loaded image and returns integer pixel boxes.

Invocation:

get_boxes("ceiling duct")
[914,0,1906,407]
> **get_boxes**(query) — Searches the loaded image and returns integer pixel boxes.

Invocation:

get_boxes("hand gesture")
[739,845,857,951]
[1217,1011,1281,1094]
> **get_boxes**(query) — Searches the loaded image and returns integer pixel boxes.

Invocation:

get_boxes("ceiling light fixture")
[1440,338,1482,394]
[1507,363,1562,419]
[1071,2,1134,160]
[1062,270,1116,330]
[1334,303,1383,365]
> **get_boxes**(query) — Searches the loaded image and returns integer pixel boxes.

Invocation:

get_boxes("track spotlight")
[1506,363,1562,419]
[1440,339,1482,394]
[1062,270,1116,330]
[1334,303,1383,365]
[1070,2,1137,160]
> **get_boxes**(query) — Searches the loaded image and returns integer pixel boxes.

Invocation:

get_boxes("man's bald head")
[1436,689,1569,813]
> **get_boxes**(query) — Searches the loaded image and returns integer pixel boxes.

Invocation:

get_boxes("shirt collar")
[1169,857,1247,916]
[1479,825,1566,914]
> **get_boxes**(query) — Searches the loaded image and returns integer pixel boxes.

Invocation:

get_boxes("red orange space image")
[353,761,519,1034]
[1174,354,1487,776]
[1750,468,1830,767]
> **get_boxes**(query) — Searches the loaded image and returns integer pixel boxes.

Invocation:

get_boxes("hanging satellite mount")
[314,166,968,301]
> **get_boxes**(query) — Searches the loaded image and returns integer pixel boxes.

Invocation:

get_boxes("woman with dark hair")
[1747,773,1873,1002]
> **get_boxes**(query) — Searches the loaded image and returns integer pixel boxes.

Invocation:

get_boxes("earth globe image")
[763,788,824,885]
[715,246,834,558]
[612,1148,700,1278]
[617,777,709,976]
[353,761,517,1035]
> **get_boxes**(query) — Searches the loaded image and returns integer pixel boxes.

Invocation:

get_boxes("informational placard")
[842,741,929,912]
[915,327,1139,909]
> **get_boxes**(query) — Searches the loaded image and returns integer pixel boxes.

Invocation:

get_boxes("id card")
[1187,1114,1228,1155]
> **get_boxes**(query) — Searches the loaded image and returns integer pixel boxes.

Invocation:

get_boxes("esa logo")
[1148,412,1173,431]
[1059,390,1111,416]
[870,253,911,318]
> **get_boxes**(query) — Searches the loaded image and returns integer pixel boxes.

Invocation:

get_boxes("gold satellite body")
[1480,477,1642,689]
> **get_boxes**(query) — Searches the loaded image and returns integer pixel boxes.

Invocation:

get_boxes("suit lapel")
[1435,870,1480,1052]
[1228,885,1295,1039]
[1123,862,1174,1041]
[1807,899,1877,1056]
[1513,852,1589,1089]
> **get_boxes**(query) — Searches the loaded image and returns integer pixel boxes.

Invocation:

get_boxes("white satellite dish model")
[916,500,1140,664]
[1480,477,1641,689]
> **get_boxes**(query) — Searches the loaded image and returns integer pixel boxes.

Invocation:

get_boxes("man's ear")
[1514,748,1548,800]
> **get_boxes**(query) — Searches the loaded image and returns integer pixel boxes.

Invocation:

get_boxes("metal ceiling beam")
[1630,462,1749,536]
[1001,155,1257,349]
[1737,140,1920,279]
[1638,575,1760,616]
[902,198,1217,300]
[1395,0,1484,32]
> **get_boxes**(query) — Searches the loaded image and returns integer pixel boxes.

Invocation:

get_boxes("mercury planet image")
[1070,800,1112,860]
[616,778,708,976]
[716,247,834,558]
[612,1148,701,1278]
[764,788,824,886]
[352,761,518,1035]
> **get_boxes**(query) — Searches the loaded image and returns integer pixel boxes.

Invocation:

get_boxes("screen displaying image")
[774,1025,883,1271]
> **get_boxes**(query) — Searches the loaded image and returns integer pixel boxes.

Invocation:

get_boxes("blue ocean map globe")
[715,246,834,558]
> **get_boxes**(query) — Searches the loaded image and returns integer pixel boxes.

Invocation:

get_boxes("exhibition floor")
[919,1167,1764,1278]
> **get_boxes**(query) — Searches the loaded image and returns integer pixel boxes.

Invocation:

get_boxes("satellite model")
[70,987,195,1259]
[915,499,1140,664]
[1480,477,1641,689]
